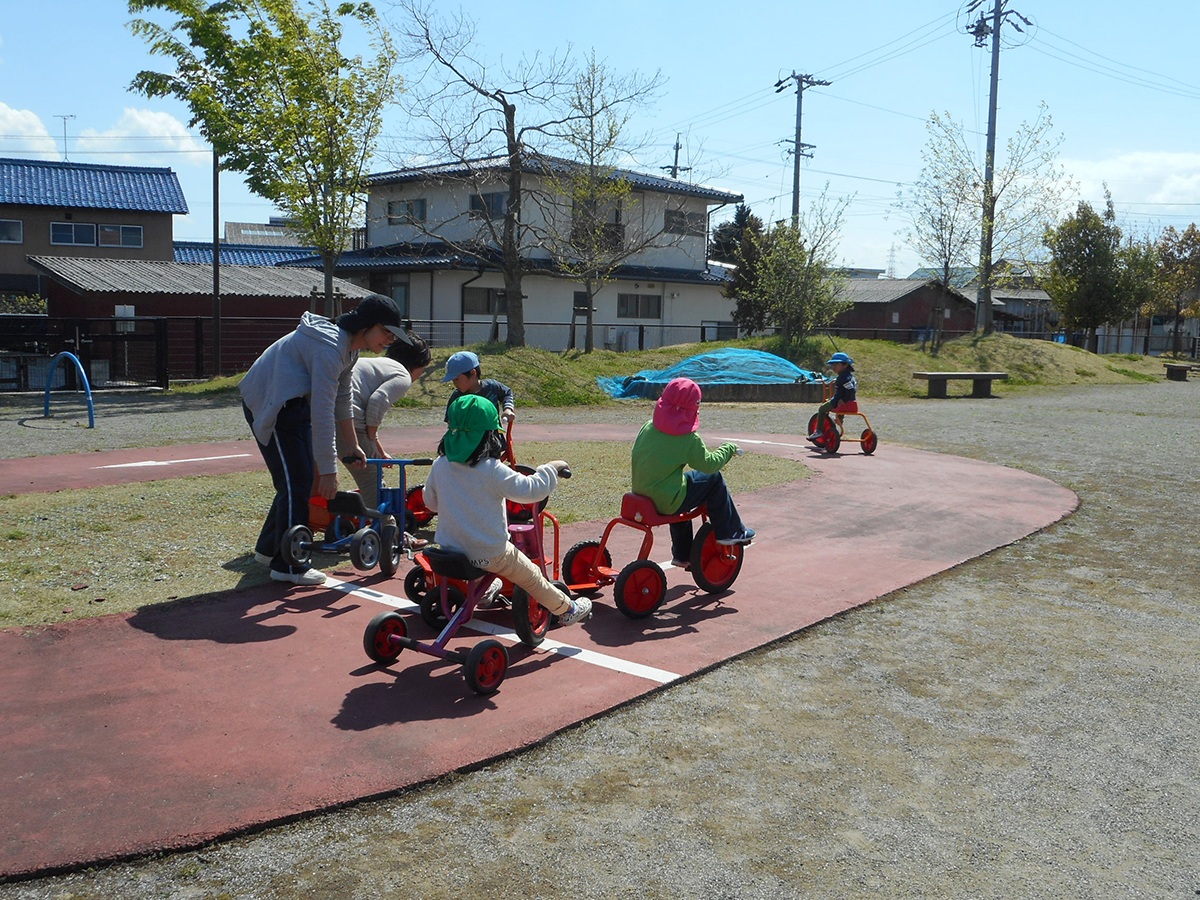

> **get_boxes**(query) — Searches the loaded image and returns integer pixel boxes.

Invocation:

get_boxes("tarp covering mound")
[598,348,825,400]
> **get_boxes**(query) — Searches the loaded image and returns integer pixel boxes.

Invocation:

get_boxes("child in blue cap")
[424,395,592,627]
[808,352,857,441]
[442,350,515,428]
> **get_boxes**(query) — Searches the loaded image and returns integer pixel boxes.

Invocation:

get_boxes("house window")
[388,280,410,316]
[664,209,706,237]
[0,219,21,243]
[51,222,96,246]
[617,293,662,319]
[470,192,508,221]
[463,286,506,315]
[387,198,426,225]
[99,224,143,248]
[891,312,900,324]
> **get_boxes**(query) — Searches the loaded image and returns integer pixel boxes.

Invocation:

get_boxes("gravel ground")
[1,383,1197,899]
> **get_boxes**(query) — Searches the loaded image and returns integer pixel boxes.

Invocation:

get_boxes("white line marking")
[324,575,681,684]
[94,453,252,469]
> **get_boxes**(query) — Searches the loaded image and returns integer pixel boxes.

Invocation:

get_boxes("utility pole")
[775,73,830,226]
[53,115,76,162]
[660,134,691,179]
[967,0,1030,334]
[212,149,222,378]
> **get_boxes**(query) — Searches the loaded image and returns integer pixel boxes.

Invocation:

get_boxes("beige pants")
[481,542,572,616]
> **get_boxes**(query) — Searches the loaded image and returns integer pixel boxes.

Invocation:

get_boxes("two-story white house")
[281,155,743,351]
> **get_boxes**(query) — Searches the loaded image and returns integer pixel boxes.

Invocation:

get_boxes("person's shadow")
[126,552,361,644]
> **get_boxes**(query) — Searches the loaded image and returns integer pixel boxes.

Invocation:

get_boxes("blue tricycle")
[281,457,432,578]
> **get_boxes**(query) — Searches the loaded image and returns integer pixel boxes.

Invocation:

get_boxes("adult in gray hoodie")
[239,295,408,585]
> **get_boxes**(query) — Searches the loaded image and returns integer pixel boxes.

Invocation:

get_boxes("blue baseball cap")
[826,352,854,365]
[442,350,481,382]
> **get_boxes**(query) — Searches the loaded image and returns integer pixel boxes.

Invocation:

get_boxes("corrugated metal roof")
[0,157,189,214]
[27,256,374,298]
[369,155,743,204]
[173,241,318,266]
[837,278,976,306]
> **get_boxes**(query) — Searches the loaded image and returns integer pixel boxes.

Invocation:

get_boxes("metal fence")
[4,314,1196,392]
[0,316,168,391]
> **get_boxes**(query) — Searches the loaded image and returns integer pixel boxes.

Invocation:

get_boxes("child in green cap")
[423,395,592,627]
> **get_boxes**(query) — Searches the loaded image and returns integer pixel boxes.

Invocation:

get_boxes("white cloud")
[1062,151,1200,208]
[0,102,58,158]
[75,107,209,168]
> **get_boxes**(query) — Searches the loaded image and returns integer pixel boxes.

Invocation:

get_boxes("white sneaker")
[270,568,327,586]
[254,552,273,566]
[557,596,592,626]
[476,579,504,609]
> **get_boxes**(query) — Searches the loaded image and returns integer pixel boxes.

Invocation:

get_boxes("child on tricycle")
[424,395,591,628]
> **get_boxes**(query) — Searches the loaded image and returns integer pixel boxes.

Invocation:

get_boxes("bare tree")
[389,1,582,346]
[898,105,1074,334]
[532,53,669,352]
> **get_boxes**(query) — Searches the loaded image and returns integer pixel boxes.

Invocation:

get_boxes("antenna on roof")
[53,115,76,162]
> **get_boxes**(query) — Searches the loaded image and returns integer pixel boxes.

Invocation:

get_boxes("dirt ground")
[0,382,1197,899]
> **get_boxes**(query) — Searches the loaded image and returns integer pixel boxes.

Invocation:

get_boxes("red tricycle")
[808,381,879,455]
[560,493,746,619]
[363,467,574,695]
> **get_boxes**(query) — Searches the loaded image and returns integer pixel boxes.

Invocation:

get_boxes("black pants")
[244,400,314,574]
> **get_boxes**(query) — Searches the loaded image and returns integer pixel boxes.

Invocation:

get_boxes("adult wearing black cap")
[240,294,410,584]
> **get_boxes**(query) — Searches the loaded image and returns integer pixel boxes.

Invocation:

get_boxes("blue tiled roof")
[280,241,730,284]
[174,241,317,266]
[0,157,189,214]
[370,155,743,204]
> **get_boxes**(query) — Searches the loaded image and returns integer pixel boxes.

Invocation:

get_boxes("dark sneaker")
[557,596,592,626]
[670,559,691,570]
[716,529,755,546]
[806,431,823,442]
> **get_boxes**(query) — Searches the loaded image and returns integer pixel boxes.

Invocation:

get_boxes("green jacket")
[631,420,737,514]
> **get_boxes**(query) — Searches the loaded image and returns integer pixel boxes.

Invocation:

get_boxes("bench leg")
[927,379,947,399]
[971,378,993,398]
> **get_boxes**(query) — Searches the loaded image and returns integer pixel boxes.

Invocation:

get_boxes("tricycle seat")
[620,492,702,527]
[422,546,487,581]
[327,491,379,519]
[832,401,859,414]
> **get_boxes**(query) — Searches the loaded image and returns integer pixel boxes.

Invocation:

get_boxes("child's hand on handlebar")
[547,459,570,474]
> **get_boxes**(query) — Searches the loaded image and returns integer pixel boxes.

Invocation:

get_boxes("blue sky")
[2,0,1198,276]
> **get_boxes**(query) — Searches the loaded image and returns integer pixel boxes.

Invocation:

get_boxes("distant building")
[224,217,301,246]
[832,278,976,339]
[0,157,187,296]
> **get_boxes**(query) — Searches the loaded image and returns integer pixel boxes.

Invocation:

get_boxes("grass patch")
[164,331,1173,407]
[0,442,804,629]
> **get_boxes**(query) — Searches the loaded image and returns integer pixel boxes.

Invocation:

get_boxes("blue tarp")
[598,348,825,399]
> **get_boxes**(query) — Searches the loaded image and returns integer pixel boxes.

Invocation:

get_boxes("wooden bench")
[914,371,1009,399]
[1163,362,1192,381]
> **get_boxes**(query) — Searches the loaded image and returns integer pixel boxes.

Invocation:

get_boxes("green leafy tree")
[711,204,763,265]
[128,0,401,315]
[742,188,849,346]
[1042,195,1124,350]
[1153,224,1200,357]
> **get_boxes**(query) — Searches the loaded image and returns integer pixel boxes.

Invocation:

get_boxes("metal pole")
[791,85,803,226]
[212,149,222,377]
[976,1,1003,335]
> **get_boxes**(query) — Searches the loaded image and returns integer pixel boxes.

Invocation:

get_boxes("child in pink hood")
[630,378,754,568]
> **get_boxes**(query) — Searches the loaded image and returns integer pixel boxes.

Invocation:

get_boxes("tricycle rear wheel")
[281,525,313,568]
[464,640,508,695]
[363,611,406,663]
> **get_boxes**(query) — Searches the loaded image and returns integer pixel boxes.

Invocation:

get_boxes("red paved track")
[0,428,1077,879]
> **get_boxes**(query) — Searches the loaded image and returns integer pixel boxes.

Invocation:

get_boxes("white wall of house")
[392,268,734,352]
[365,174,713,271]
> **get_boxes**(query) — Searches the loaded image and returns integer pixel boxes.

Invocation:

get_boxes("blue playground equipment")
[43,352,94,429]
